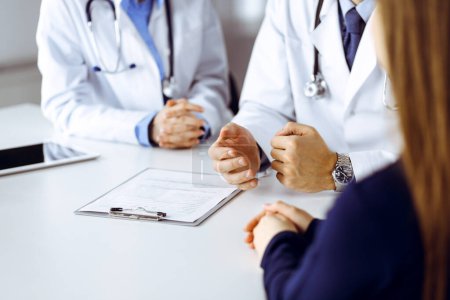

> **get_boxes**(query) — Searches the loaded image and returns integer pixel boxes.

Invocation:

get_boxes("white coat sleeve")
[37,0,149,145]
[232,0,295,158]
[350,150,399,181]
[186,0,232,138]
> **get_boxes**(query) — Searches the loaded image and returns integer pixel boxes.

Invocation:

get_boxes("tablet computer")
[0,142,99,176]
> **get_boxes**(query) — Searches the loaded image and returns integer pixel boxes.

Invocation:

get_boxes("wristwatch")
[332,153,354,192]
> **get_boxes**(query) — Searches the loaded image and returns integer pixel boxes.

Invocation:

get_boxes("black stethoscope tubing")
[86,0,116,22]
[164,0,174,81]
[304,0,328,99]
[85,0,174,82]
[312,0,324,78]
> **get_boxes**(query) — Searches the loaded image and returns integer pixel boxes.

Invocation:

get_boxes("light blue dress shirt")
[124,0,211,146]
[339,0,376,25]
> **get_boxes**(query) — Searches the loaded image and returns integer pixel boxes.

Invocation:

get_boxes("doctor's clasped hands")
[150,99,206,149]
[37,0,232,148]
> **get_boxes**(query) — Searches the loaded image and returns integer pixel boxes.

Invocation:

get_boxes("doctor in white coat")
[209,0,400,192]
[37,0,232,149]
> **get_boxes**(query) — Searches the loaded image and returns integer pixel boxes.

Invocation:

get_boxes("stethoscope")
[304,0,398,111]
[304,0,328,100]
[85,0,177,98]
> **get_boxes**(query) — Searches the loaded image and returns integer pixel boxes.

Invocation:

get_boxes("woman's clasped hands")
[244,201,314,260]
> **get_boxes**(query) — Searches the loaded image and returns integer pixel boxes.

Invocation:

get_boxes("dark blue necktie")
[343,8,366,70]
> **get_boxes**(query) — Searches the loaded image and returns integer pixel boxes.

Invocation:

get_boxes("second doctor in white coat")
[209,0,400,192]
[37,0,232,148]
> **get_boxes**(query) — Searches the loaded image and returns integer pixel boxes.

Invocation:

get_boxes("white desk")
[0,104,337,300]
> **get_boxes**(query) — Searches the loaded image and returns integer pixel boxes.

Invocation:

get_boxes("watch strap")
[332,153,354,192]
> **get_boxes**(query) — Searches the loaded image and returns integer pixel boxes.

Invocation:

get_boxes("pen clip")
[109,207,167,221]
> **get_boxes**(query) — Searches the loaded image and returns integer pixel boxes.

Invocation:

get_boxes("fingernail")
[246,170,253,178]
[239,158,247,166]
[228,150,234,156]
[250,181,257,187]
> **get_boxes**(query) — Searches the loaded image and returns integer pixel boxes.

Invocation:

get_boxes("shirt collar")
[339,0,376,23]
[120,0,164,11]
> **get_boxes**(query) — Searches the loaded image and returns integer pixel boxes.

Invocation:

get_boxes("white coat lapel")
[151,0,164,21]
[344,16,377,105]
[310,0,349,86]
[111,0,165,111]
[115,0,126,27]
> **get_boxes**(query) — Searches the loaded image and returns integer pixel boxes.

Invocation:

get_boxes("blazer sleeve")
[232,0,295,158]
[261,184,387,300]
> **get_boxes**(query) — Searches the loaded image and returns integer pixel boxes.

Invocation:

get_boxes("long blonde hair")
[378,0,450,299]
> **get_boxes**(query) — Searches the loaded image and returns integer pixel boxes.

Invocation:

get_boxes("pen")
[110,207,167,217]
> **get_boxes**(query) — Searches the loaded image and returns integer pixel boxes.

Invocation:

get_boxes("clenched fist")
[270,122,337,193]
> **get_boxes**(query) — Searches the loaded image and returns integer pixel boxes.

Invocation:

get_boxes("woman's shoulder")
[352,162,411,208]
[310,163,423,300]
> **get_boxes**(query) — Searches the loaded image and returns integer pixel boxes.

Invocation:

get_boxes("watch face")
[335,165,353,184]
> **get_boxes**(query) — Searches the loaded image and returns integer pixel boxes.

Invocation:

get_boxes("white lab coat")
[37,0,232,145]
[233,0,401,181]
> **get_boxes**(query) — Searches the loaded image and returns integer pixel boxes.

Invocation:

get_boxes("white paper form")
[79,169,237,223]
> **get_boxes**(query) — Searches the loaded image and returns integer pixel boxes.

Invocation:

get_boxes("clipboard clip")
[109,207,167,221]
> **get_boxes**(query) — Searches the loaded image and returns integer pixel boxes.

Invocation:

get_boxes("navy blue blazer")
[261,162,426,300]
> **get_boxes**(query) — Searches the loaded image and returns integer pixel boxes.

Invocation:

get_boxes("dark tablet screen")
[0,143,85,171]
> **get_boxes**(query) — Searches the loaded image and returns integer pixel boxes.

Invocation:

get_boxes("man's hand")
[151,99,205,149]
[208,123,260,190]
[270,122,337,193]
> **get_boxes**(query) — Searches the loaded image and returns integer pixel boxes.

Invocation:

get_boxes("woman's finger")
[244,210,266,232]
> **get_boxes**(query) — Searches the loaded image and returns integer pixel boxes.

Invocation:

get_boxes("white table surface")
[0,104,337,300]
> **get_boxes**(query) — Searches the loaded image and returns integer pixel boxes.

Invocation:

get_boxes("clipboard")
[75,168,242,226]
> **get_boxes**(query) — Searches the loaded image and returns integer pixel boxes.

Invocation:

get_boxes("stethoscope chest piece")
[162,77,176,99]
[304,73,328,100]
